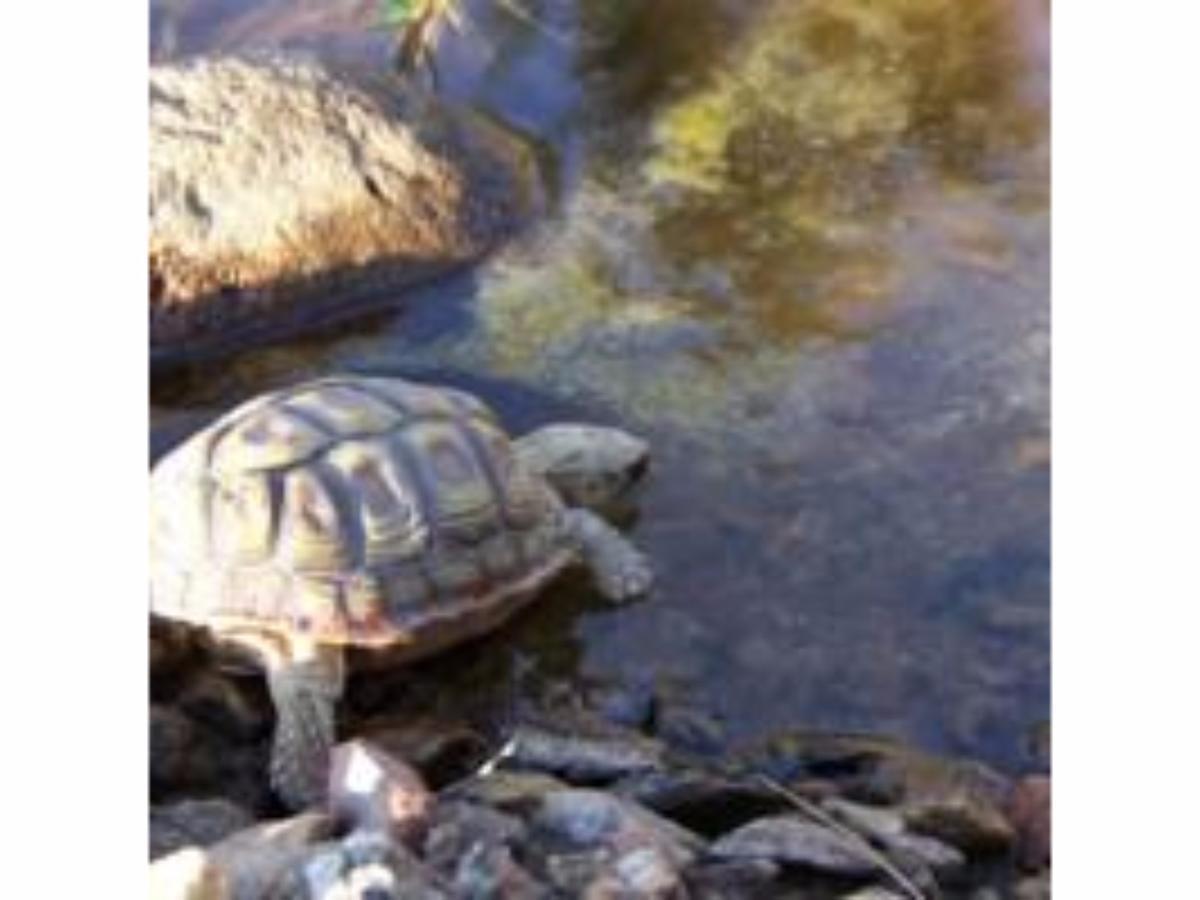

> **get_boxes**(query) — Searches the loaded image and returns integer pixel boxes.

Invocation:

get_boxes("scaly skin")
[264,643,346,811]
[563,508,653,601]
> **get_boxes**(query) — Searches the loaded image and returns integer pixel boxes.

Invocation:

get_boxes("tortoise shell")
[150,376,574,651]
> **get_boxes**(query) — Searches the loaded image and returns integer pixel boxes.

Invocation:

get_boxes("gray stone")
[708,815,878,877]
[1013,872,1051,900]
[451,843,549,899]
[151,799,256,859]
[448,771,569,815]
[150,847,231,900]
[208,812,336,900]
[504,725,665,784]
[824,798,964,874]
[534,789,704,869]
[424,801,528,873]
[149,53,539,367]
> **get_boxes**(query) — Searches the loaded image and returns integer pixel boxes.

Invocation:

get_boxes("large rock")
[149,53,539,366]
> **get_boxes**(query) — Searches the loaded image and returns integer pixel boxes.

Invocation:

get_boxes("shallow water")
[151,0,1050,772]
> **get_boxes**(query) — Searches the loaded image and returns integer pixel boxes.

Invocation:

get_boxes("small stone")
[683,858,781,898]
[504,725,666,784]
[1013,872,1051,900]
[178,671,270,743]
[534,789,704,869]
[1007,775,1051,871]
[328,739,433,843]
[824,798,964,874]
[610,846,685,898]
[151,799,256,859]
[616,769,786,837]
[424,801,528,874]
[149,847,230,900]
[708,814,878,877]
[452,843,548,900]
[884,830,966,874]
[208,811,336,900]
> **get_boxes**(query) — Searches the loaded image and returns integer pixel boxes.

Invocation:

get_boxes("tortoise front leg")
[264,640,345,811]
[563,508,653,602]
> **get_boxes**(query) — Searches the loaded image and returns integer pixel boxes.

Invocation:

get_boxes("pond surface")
[151,0,1050,773]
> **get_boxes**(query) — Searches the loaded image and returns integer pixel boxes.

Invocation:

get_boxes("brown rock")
[1007,775,1051,871]
[328,739,433,843]
[149,53,539,367]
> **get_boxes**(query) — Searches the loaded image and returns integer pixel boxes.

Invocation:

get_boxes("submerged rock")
[149,53,539,367]
[708,814,877,878]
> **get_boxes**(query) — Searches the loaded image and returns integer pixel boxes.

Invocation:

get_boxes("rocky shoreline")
[150,621,1049,899]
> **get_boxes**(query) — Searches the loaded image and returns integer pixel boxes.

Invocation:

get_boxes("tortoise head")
[514,423,650,510]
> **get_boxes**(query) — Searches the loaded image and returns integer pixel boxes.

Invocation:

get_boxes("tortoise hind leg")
[563,508,653,602]
[264,641,345,811]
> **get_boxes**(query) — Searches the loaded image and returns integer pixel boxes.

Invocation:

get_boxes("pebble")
[151,798,256,859]
[149,847,230,900]
[503,725,665,784]
[328,739,433,844]
[449,771,570,814]
[451,843,548,899]
[424,801,528,872]
[208,811,336,900]
[534,789,704,868]
[708,814,878,877]
[1013,872,1051,900]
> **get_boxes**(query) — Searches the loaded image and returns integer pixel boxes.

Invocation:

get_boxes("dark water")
[151,0,1050,772]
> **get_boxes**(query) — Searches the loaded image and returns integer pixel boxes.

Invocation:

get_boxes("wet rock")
[683,858,781,899]
[534,789,704,869]
[602,846,687,898]
[653,704,727,757]
[328,739,433,844]
[449,771,570,814]
[1013,872,1051,900]
[503,725,666,784]
[824,799,965,875]
[1006,775,1050,871]
[615,769,786,837]
[149,53,539,367]
[208,811,336,900]
[305,830,450,900]
[151,705,207,789]
[149,847,230,900]
[451,843,548,899]
[900,768,1015,855]
[356,716,490,788]
[588,682,656,731]
[424,801,528,873]
[151,798,257,859]
[178,671,271,743]
[708,815,877,878]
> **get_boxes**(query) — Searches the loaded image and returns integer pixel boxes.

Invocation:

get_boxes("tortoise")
[150,375,652,810]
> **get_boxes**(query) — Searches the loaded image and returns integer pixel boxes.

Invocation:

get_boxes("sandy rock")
[150,847,231,900]
[149,53,539,366]
[151,798,257,859]
[708,814,877,878]
[328,739,433,843]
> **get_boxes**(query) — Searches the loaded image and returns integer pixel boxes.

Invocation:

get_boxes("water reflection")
[150,0,1049,771]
